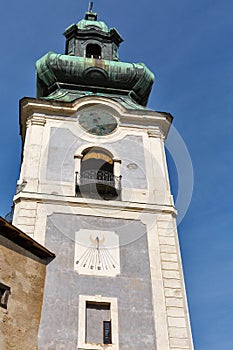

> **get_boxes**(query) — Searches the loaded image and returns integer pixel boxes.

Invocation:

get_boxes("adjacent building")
[0,216,55,349]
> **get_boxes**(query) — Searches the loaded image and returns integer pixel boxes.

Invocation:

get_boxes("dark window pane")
[0,282,10,309]
[103,321,112,344]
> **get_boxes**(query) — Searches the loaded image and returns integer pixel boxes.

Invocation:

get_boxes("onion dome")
[36,7,154,107]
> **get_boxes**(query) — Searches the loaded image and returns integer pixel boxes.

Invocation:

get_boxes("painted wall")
[46,127,147,189]
[38,213,156,350]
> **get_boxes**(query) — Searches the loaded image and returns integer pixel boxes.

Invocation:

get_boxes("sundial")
[76,234,118,271]
[74,230,120,277]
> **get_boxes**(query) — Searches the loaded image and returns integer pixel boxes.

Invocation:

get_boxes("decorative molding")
[13,192,177,216]
[28,115,46,127]
[147,127,165,140]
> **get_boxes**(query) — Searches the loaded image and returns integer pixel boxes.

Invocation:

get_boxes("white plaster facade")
[13,96,194,349]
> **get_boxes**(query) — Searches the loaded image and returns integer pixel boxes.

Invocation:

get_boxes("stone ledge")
[13,192,177,215]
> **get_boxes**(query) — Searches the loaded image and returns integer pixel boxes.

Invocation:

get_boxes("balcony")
[75,170,122,200]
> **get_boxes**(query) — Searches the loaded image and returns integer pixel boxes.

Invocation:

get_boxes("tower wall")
[13,97,193,349]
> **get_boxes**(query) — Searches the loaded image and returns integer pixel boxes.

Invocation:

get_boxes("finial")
[85,1,97,21]
[88,1,94,13]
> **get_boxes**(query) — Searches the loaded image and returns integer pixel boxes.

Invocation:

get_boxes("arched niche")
[74,147,121,200]
[86,43,102,59]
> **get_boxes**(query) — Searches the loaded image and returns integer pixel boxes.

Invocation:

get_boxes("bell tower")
[13,6,194,350]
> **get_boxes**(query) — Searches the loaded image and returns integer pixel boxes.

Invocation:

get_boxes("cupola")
[63,6,123,61]
[35,4,155,107]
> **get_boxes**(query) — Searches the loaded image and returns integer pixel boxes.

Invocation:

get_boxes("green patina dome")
[36,52,154,106]
[35,9,155,109]
[77,18,109,33]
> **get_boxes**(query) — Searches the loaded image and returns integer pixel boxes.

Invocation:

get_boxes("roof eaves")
[0,217,55,264]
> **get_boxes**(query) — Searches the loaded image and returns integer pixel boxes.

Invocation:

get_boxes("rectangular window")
[78,295,119,350]
[86,301,111,344]
[0,282,10,309]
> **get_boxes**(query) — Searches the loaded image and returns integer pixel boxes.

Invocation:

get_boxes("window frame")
[0,282,11,309]
[78,295,119,350]
[85,43,102,59]
[103,320,112,344]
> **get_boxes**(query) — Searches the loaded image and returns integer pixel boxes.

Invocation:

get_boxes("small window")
[86,301,112,345]
[86,43,102,59]
[0,282,11,309]
[78,295,119,350]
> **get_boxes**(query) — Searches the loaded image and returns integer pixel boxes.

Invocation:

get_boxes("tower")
[13,7,194,350]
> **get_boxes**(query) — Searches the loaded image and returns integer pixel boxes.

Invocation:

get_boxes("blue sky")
[1,0,233,348]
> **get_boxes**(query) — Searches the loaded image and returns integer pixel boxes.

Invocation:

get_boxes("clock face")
[79,109,118,136]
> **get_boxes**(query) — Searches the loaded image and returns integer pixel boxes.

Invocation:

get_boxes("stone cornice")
[13,192,177,217]
[19,96,173,143]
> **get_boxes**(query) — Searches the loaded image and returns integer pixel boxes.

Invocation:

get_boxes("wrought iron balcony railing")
[75,170,122,199]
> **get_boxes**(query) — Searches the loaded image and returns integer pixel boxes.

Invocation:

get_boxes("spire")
[88,1,94,12]
[85,1,97,21]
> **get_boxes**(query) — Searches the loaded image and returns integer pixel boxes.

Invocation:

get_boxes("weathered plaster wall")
[38,213,156,350]
[0,235,46,350]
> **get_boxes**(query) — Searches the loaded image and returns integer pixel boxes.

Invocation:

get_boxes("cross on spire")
[88,1,94,13]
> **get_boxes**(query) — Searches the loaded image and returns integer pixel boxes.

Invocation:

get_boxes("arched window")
[86,44,102,59]
[75,147,121,200]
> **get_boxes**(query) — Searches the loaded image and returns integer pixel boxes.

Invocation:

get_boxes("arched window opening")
[86,44,102,59]
[75,148,121,200]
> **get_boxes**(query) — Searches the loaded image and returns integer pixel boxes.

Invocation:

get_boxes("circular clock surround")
[78,108,118,136]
